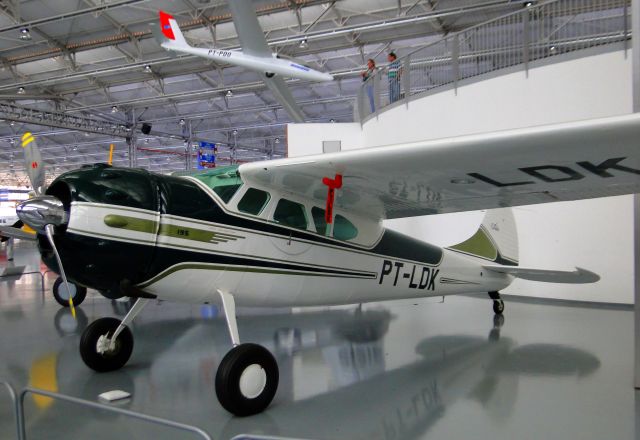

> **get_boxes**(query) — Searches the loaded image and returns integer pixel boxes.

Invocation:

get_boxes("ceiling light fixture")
[19,28,31,41]
[144,65,152,73]
[226,90,233,98]
[299,38,308,49]
[111,105,118,113]
[275,138,280,144]
[179,118,186,126]
[17,87,25,94]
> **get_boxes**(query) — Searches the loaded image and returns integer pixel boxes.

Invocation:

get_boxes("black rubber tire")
[80,317,133,372]
[493,299,505,315]
[53,277,87,307]
[215,343,279,416]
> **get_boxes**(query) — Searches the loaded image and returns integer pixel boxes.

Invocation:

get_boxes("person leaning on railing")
[361,58,376,113]
[387,52,402,103]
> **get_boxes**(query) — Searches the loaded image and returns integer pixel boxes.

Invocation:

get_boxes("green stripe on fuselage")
[104,214,157,233]
[104,214,244,243]
[137,262,375,288]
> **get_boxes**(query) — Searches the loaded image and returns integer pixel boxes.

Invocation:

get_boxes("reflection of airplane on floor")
[13,114,640,415]
[4,304,599,440]
[152,1,332,122]
[225,318,600,440]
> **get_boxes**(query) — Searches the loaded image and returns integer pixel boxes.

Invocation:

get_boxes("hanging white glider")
[14,113,640,417]
[152,2,333,122]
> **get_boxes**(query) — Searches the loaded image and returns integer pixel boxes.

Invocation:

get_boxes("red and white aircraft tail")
[152,11,189,49]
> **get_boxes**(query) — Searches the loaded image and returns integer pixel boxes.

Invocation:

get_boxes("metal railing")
[357,0,631,121]
[0,381,20,440]
[1,386,212,440]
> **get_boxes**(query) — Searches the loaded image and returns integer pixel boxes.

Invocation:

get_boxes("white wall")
[289,49,634,304]
[287,122,362,156]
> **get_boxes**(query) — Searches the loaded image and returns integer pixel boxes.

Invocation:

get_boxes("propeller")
[17,132,77,318]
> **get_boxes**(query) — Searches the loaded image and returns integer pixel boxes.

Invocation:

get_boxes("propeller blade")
[0,226,36,241]
[44,224,76,318]
[21,132,45,195]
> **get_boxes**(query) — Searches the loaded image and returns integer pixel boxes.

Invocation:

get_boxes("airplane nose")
[17,196,68,233]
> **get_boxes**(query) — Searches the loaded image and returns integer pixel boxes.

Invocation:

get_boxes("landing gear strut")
[215,290,279,416]
[488,291,504,315]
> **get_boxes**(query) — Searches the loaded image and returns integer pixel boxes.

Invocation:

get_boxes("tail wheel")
[53,277,87,307]
[215,343,279,416]
[80,317,133,372]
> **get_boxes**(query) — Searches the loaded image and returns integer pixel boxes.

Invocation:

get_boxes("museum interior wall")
[287,48,634,304]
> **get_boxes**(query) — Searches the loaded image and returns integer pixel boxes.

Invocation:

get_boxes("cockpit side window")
[238,188,271,215]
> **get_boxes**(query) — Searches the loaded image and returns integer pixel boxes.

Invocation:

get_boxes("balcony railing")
[356,0,631,122]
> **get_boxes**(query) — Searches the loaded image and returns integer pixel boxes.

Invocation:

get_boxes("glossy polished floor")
[0,240,638,440]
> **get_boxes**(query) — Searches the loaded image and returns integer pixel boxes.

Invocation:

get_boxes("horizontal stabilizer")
[483,265,600,284]
[0,226,36,241]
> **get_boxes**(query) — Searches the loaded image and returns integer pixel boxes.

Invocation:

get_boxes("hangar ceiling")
[0,0,593,186]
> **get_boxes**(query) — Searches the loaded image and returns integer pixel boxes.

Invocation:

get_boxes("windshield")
[184,165,243,203]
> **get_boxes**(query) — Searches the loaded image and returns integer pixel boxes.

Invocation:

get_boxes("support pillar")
[183,120,193,171]
[633,0,640,390]
[125,108,137,168]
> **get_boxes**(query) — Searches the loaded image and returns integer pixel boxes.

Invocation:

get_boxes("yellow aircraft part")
[20,224,36,235]
[29,353,59,409]
[108,143,114,165]
[21,132,34,148]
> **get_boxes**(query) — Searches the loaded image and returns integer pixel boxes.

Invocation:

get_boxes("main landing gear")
[488,291,504,315]
[79,291,279,417]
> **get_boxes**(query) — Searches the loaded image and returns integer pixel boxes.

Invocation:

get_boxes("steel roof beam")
[0,0,151,34]
[0,103,130,137]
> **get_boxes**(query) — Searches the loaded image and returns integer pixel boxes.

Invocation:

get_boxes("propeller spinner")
[17,132,77,317]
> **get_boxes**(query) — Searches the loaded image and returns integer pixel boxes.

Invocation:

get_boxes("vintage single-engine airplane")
[152,1,332,122]
[14,113,640,416]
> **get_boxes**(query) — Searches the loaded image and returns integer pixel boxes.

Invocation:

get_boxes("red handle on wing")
[322,174,343,224]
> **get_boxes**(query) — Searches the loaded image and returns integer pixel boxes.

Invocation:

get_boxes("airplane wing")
[227,0,271,57]
[239,114,640,220]
[227,0,306,122]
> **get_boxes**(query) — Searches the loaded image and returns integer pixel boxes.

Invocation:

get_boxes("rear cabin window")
[238,188,270,215]
[311,207,358,241]
[273,199,308,230]
[334,214,358,241]
[191,166,242,203]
